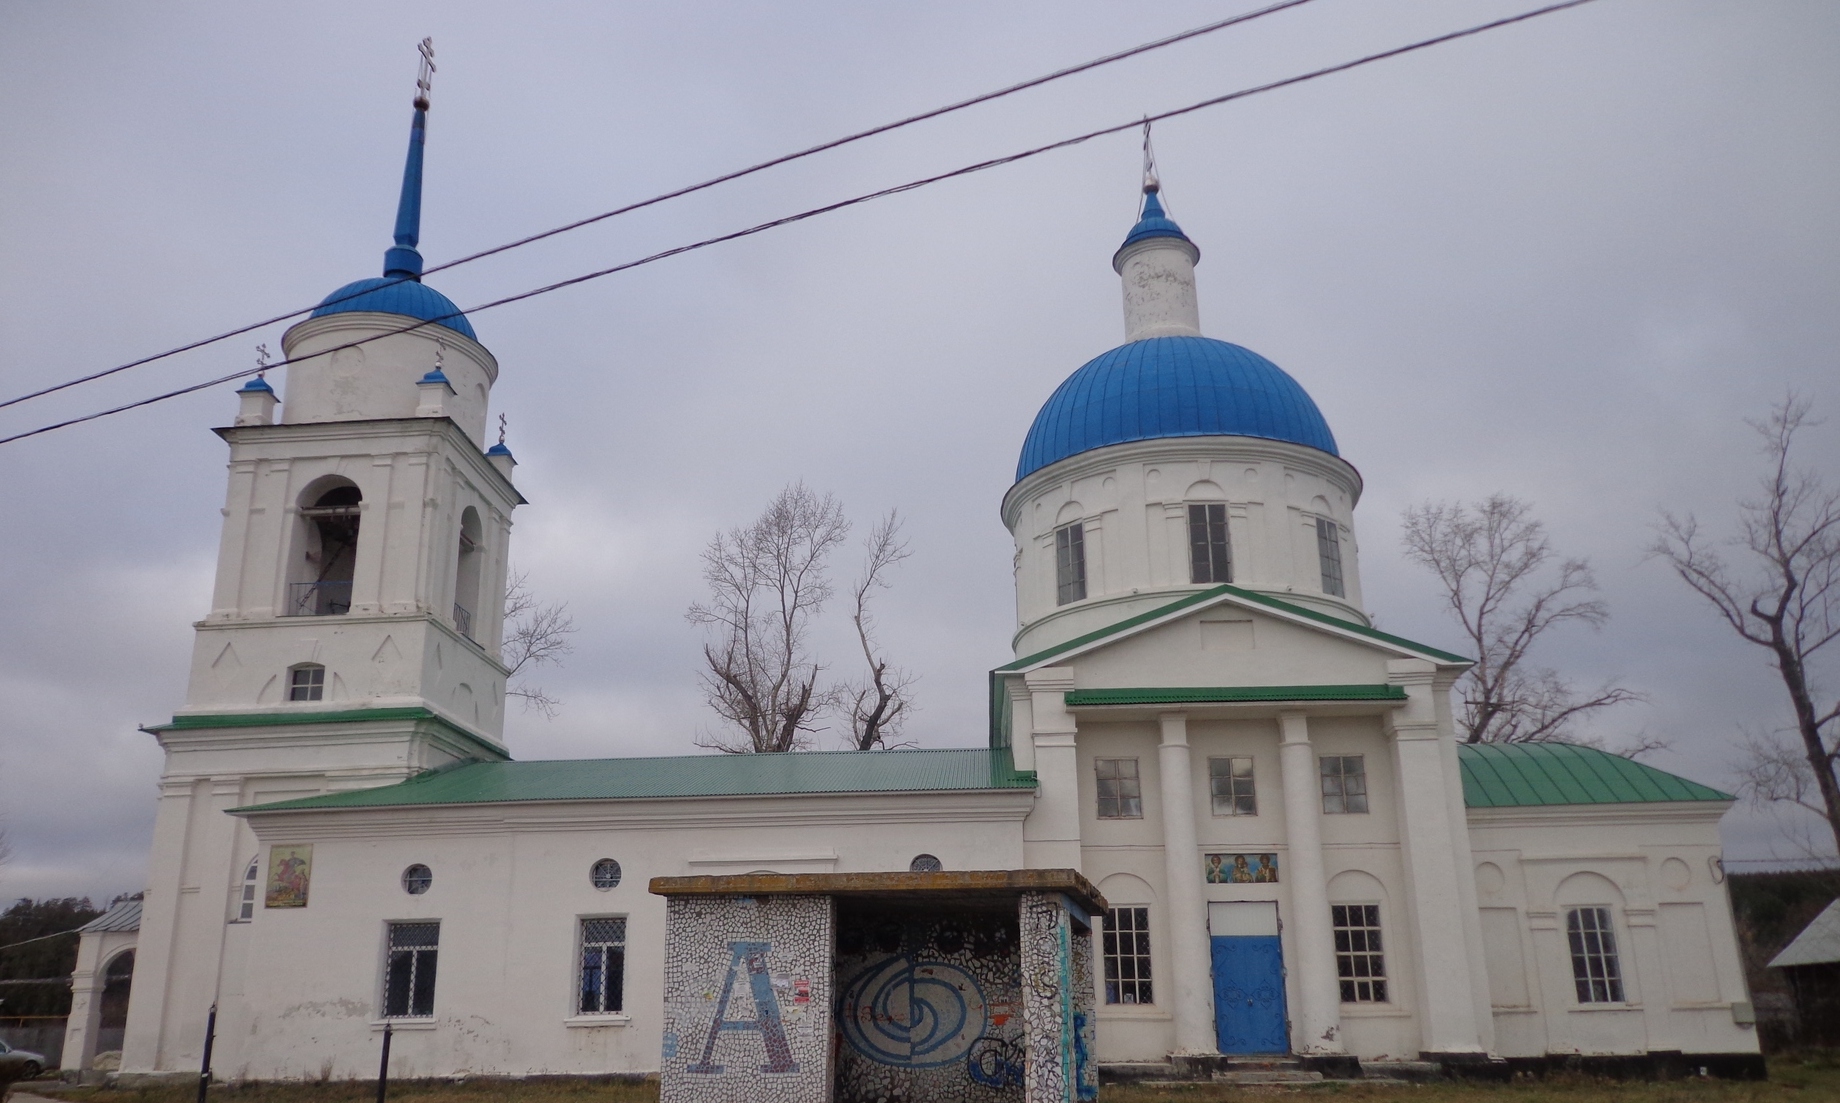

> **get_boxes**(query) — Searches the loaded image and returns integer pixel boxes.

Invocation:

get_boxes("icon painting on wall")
[265,844,314,908]
[1205,852,1279,884]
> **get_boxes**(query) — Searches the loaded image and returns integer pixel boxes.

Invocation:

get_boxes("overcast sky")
[2,0,1837,903]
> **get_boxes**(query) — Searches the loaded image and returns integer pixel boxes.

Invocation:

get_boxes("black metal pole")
[197,1004,217,1103]
[376,1022,392,1103]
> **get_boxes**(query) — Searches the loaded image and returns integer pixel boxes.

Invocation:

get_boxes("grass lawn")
[9,1055,1839,1103]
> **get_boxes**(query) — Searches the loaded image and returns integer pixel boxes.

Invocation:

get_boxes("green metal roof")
[1457,742,1732,808]
[998,584,1471,673]
[1065,684,1407,707]
[234,747,1035,813]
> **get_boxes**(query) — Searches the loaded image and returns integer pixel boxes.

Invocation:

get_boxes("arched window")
[236,858,259,921]
[289,480,362,616]
[97,949,135,1053]
[453,507,482,639]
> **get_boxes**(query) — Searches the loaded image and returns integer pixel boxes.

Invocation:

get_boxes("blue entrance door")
[1208,901,1288,1054]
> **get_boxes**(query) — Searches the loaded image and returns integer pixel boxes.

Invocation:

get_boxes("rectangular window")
[1102,906,1153,1005]
[1094,757,1143,819]
[1208,757,1257,816]
[1320,755,1369,814]
[1316,516,1345,597]
[288,665,325,702]
[1566,907,1625,1003]
[578,917,627,1015]
[1188,503,1232,584]
[1056,522,1087,604]
[1332,904,1387,1003]
[383,922,439,1018]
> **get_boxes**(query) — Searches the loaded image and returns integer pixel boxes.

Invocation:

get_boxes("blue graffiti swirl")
[838,956,987,1068]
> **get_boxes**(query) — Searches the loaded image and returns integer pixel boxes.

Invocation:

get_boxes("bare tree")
[1652,396,1840,854]
[502,569,578,718]
[845,511,916,750]
[688,484,851,753]
[1403,494,1639,744]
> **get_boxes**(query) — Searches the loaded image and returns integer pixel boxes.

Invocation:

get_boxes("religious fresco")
[833,904,1026,1102]
[1205,852,1279,884]
[263,844,312,908]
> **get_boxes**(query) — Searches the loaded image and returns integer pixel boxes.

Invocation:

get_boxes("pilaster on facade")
[1023,667,1081,870]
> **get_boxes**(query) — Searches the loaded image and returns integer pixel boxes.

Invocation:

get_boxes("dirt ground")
[7,1054,1839,1103]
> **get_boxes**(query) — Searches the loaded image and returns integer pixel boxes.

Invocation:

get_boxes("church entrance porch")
[1208,901,1288,1055]
[651,869,1104,1103]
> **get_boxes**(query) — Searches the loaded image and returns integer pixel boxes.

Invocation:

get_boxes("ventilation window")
[402,864,433,895]
[1316,516,1345,597]
[590,858,622,891]
[287,664,325,702]
[909,854,942,873]
[1188,503,1232,583]
[1055,522,1087,605]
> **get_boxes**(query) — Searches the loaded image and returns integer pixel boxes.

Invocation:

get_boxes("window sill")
[1338,1004,1411,1019]
[1098,1008,1172,1021]
[1567,1004,1641,1013]
[565,1014,631,1028]
[370,1018,437,1031]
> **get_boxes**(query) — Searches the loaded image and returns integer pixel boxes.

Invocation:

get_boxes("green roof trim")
[1457,742,1733,808]
[1066,684,1407,707]
[232,746,1036,814]
[147,707,505,757]
[997,584,1471,672]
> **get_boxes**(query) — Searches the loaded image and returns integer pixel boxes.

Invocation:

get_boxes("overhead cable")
[0,0,1601,449]
[0,0,1320,414]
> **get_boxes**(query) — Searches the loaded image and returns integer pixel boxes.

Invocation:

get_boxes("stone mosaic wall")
[834,903,1026,1103]
[659,894,833,1103]
[1018,893,1098,1103]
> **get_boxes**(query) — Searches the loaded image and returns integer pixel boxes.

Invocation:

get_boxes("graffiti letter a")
[686,940,799,1075]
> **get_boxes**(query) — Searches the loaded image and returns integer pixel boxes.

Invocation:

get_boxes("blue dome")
[310,277,477,341]
[1016,335,1338,481]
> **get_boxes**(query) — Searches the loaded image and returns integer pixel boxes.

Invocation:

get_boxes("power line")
[0,0,1320,415]
[0,0,1601,449]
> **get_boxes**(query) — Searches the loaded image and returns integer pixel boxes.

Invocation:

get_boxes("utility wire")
[0,0,1320,415]
[0,0,1601,449]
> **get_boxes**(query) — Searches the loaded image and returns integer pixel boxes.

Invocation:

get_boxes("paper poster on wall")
[265,844,313,908]
[1205,852,1279,884]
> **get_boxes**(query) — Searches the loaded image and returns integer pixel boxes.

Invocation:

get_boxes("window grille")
[288,665,325,702]
[1055,522,1087,604]
[1319,755,1369,814]
[1102,906,1153,1005]
[1332,904,1387,1002]
[1094,757,1143,819]
[1566,907,1625,1003]
[1188,503,1232,584]
[401,864,433,895]
[579,917,627,1015]
[383,922,439,1018]
[590,858,622,890]
[236,858,258,921]
[1208,757,1257,816]
[1316,516,1345,597]
[909,854,943,873]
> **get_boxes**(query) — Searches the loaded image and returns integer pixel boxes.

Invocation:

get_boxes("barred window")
[579,917,627,1015]
[1102,906,1153,1005]
[383,922,439,1018]
[1316,517,1345,597]
[1209,757,1256,816]
[1056,523,1087,605]
[1188,503,1232,584]
[1566,907,1625,1003]
[1095,758,1143,819]
[1320,755,1369,814]
[288,664,325,702]
[1332,904,1387,1003]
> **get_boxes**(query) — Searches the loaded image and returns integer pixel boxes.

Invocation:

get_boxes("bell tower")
[121,41,523,1075]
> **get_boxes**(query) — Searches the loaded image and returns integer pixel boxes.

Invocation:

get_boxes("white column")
[1277,711,1344,1055]
[1386,660,1486,1056]
[1157,712,1217,1054]
[1022,667,1081,870]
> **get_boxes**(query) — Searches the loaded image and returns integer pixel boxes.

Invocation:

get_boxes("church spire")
[1112,140,1202,342]
[383,38,436,281]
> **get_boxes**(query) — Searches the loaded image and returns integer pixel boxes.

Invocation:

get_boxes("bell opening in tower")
[289,481,362,616]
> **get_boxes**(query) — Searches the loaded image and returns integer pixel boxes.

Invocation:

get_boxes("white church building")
[74,84,1765,1086]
